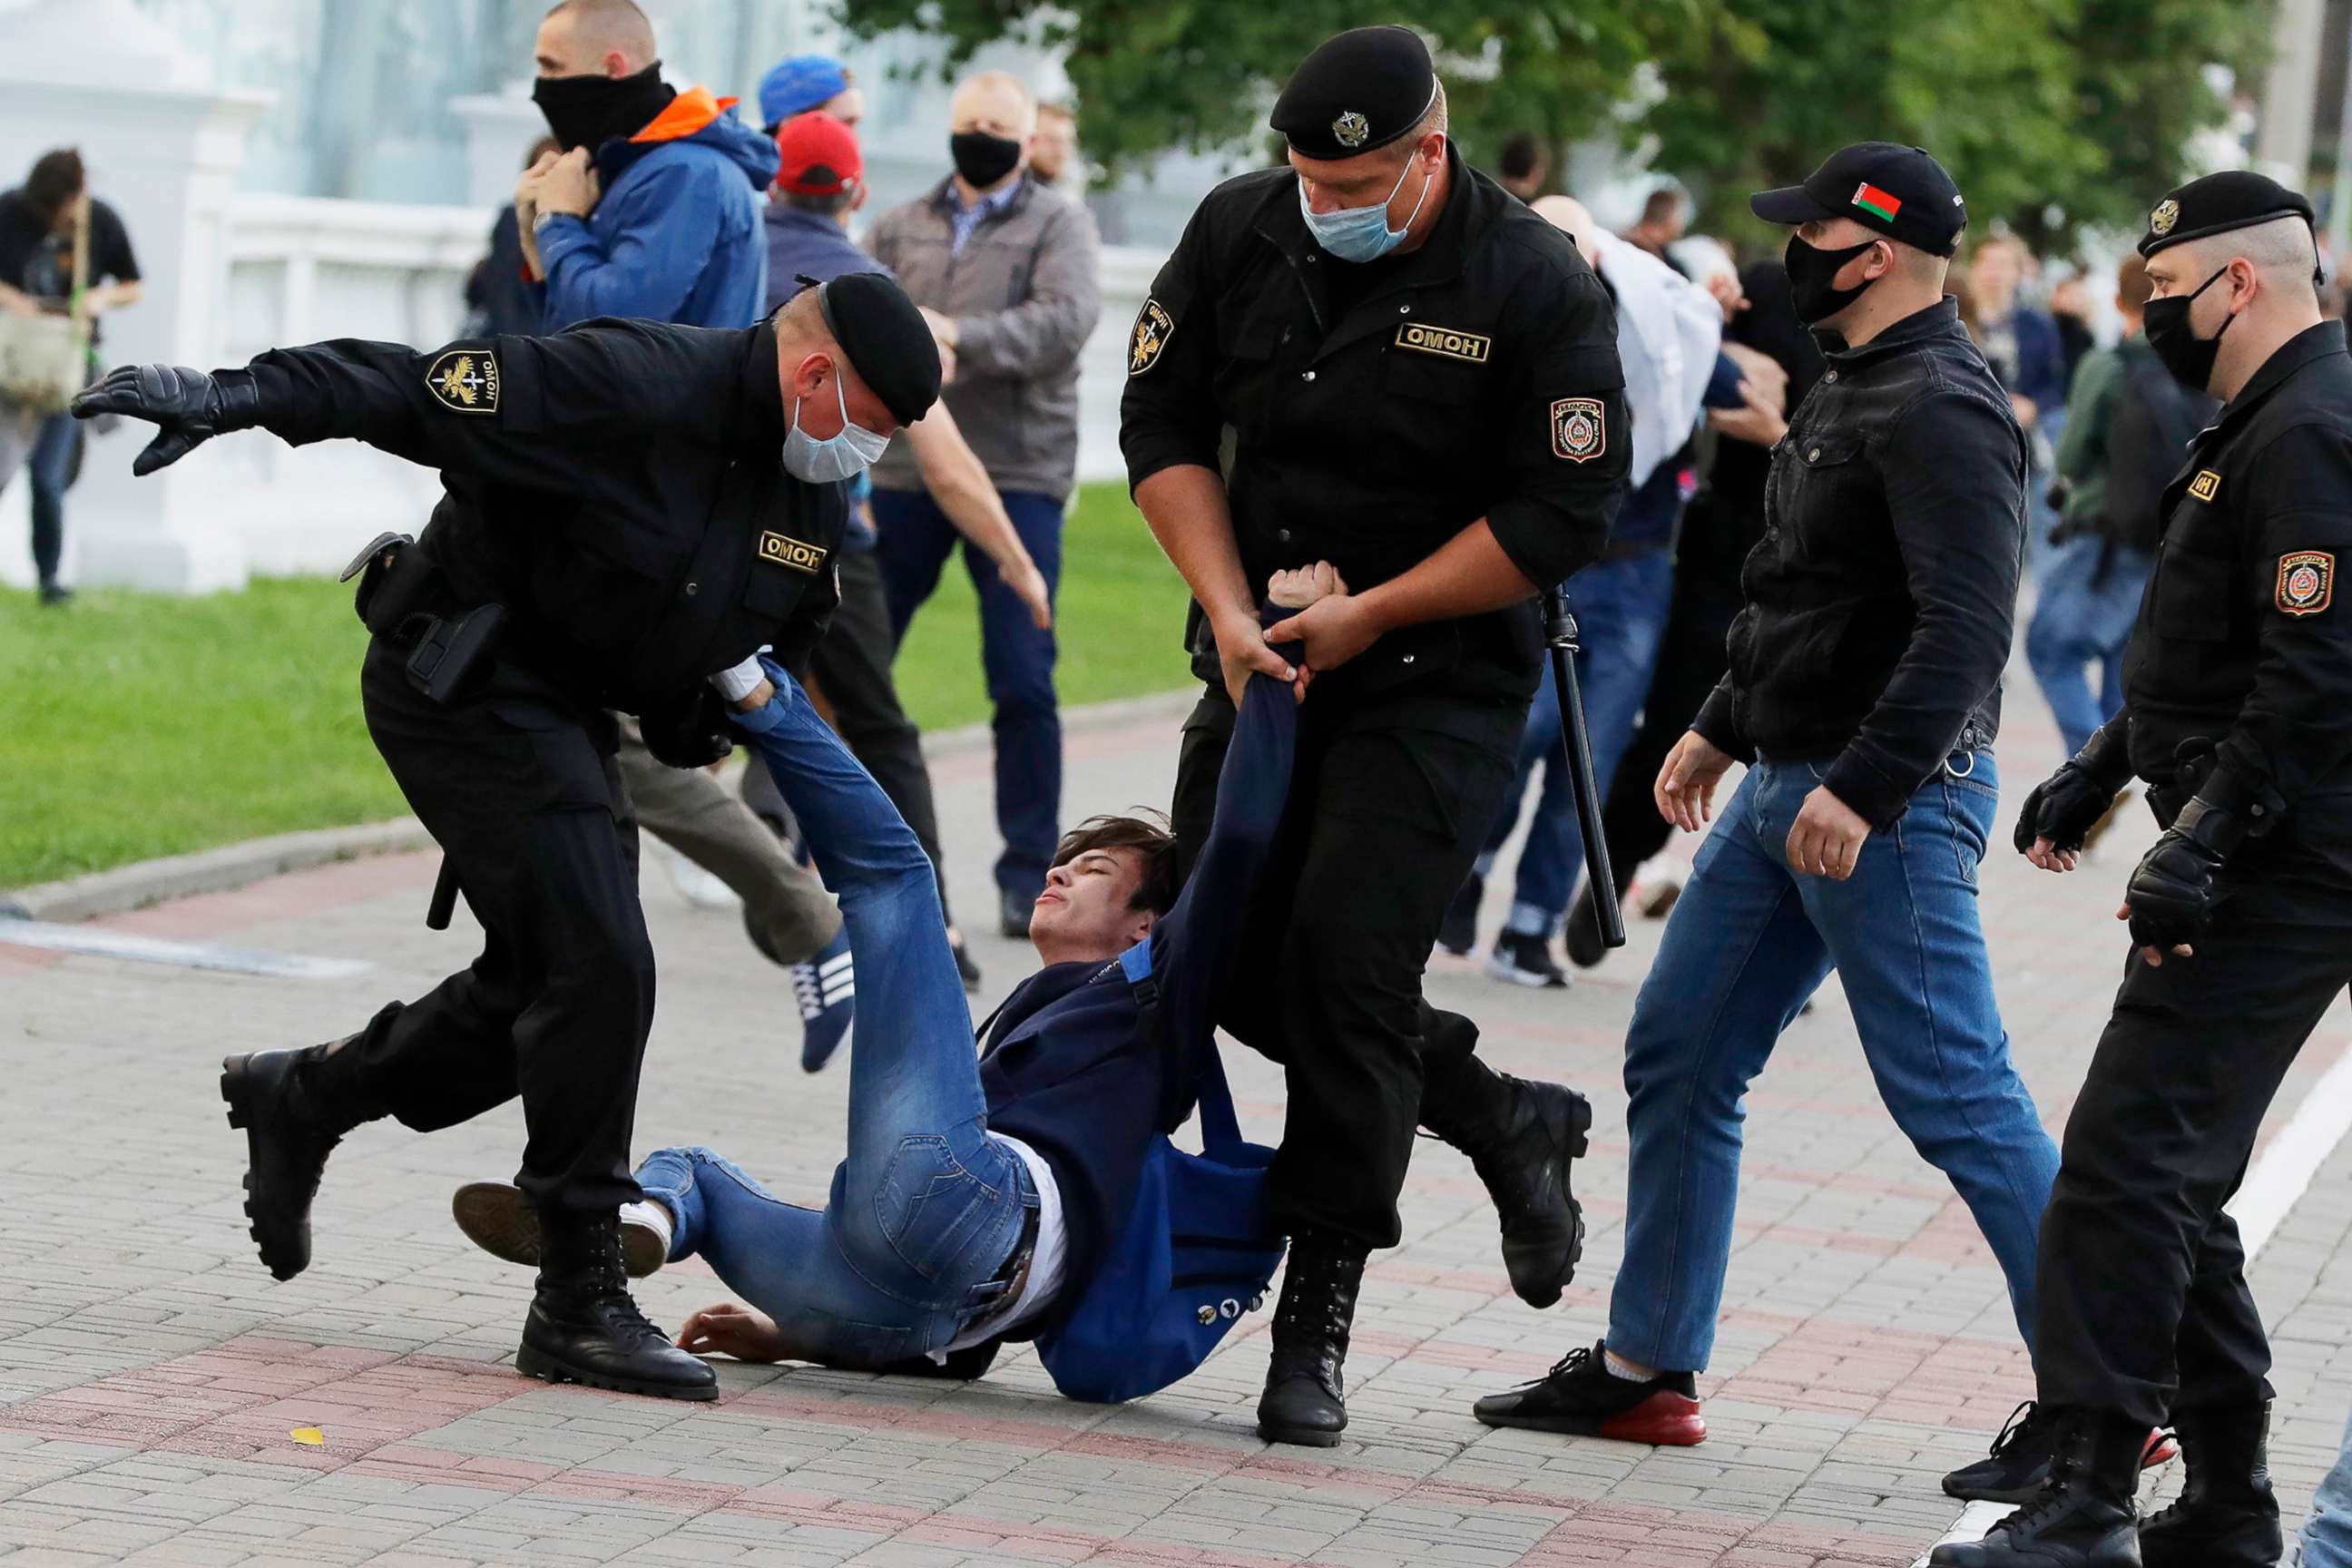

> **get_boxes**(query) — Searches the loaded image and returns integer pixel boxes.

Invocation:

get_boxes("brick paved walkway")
[5,680,2351,1567]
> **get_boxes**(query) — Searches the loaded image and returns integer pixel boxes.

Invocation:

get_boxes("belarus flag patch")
[1852,181,1903,222]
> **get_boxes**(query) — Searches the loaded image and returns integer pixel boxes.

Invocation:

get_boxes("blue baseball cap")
[759,54,850,132]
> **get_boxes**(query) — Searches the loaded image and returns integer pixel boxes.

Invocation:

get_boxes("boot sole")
[221,1054,306,1283]
[1257,1419,1345,1448]
[1501,1092,1593,1309]
[514,1339,718,1402]
[1475,1389,1706,1446]
[453,1183,665,1279]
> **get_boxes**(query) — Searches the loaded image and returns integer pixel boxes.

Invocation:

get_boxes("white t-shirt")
[936,1132,1067,1357]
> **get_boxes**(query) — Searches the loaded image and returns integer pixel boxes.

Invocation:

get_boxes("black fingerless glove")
[2013,720,2133,855]
[642,685,736,769]
[2123,789,2247,953]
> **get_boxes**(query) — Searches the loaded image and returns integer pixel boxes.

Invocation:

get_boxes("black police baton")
[1545,587,1626,949]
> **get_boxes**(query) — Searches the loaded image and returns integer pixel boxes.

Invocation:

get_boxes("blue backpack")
[1033,941,1288,1404]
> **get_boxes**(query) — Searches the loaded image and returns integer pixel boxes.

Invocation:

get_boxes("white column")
[0,0,270,593]
[2259,0,2327,187]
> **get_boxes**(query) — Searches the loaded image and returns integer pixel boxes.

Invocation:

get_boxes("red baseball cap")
[774,111,863,197]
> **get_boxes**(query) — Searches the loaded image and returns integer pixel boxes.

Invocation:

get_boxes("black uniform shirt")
[244,318,845,716]
[2119,318,2352,813]
[1121,148,1628,701]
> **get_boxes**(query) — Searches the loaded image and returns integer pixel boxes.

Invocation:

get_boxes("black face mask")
[2143,264,2238,393]
[1783,232,1880,325]
[950,129,1024,190]
[533,63,673,153]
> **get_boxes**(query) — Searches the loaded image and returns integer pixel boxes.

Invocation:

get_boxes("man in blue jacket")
[517,0,776,333]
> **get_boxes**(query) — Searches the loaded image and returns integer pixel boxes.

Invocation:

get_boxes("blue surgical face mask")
[781,368,891,484]
[1298,152,1434,264]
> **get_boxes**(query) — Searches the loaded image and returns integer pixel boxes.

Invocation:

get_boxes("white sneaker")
[659,846,740,910]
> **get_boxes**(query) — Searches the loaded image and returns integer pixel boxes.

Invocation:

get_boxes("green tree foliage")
[841,0,2264,252]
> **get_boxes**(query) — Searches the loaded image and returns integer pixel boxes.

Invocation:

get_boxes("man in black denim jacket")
[1471,145,2066,1457]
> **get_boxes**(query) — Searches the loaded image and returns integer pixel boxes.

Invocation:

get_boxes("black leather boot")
[518,1209,718,1401]
[2137,1400,2280,1568]
[220,1042,378,1280]
[1420,1059,1591,1308]
[1928,1406,2148,1567]
[1258,1233,1367,1447]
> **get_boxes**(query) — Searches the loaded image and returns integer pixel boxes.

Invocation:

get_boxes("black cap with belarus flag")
[1750,142,1968,258]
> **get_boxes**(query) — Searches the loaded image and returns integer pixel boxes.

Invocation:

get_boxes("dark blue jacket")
[975,662,1299,1316]
[537,88,778,332]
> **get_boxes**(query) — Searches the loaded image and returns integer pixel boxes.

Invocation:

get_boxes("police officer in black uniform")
[73,273,940,1402]
[1122,25,1629,1446]
[1933,174,2352,1568]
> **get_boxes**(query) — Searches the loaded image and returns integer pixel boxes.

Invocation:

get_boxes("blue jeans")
[637,667,1034,1368]
[26,411,74,589]
[1475,549,1676,936]
[1605,756,2060,1372]
[2024,534,2154,758]
[870,486,1064,898]
[2302,1406,2352,1566]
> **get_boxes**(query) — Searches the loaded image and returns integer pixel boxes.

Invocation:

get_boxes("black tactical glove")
[2014,721,2132,855]
[2122,793,2246,955]
[642,686,736,769]
[72,364,262,476]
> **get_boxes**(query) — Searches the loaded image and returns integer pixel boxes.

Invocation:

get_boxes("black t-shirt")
[0,190,139,343]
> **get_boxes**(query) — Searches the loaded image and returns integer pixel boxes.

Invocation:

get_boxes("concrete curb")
[1,687,1201,925]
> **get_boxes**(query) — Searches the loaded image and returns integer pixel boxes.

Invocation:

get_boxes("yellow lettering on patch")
[759,533,828,574]
[2189,469,2221,503]
[1394,323,1493,365]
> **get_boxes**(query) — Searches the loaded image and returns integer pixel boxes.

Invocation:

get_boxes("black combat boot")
[1420,1057,1591,1308]
[1928,1406,2148,1568]
[1258,1232,1367,1447]
[220,1041,380,1280]
[518,1209,718,1401]
[2136,1400,2280,1568]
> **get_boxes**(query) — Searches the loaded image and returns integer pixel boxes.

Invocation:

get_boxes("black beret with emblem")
[799,270,941,428]
[2140,170,2316,260]
[1270,25,1436,161]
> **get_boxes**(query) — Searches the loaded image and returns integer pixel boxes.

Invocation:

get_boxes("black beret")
[2140,170,2316,260]
[1750,142,1967,258]
[1270,25,1436,162]
[803,270,940,427]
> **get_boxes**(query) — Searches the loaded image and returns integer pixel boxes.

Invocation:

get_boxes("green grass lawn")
[0,482,1193,889]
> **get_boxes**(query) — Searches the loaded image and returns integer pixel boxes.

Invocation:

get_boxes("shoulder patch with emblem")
[1129,299,1174,377]
[2189,468,2220,503]
[426,348,499,415]
[759,532,828,575]
[1395,323,1492,364]
[1552,397,1605,463]
[2278,550,2334,615]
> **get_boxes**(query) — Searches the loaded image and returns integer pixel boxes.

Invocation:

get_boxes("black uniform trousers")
[340,635,657,1215]
[1171,675,1522,1249]
[742,546,955,922]
[2035,799,2352,1426]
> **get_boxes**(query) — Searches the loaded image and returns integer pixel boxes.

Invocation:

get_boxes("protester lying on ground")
[450,567,1364,1382]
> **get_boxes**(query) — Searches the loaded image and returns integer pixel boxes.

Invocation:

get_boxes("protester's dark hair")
[787,190,857,217]
[2116,251,2153,313]
[23,150,84,227]
[1052,812,1181,916]
[1640,186,1683,228]
[1498,132,1543,182]
[523,135,562,170]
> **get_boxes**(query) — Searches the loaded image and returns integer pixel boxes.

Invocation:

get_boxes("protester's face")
[2051,278,2086,318]
[1973,241,2021,299]
[949,78,1034,144]
[1032,114,1076,181]
[819,86,866,132]
[1029,848,1152,956]
[533,14,631,78]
